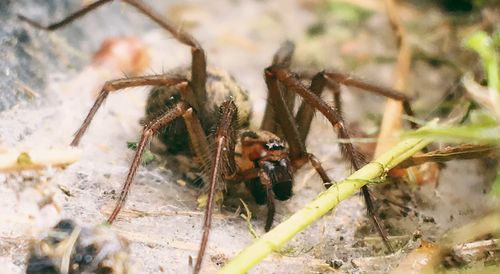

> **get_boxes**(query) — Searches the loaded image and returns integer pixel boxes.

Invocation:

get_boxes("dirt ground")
[0,0,497,273]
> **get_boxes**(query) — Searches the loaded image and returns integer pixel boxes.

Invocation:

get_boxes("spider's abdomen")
[145,66,252,155]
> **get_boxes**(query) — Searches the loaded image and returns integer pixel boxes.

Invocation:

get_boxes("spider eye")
[264,139,284,151]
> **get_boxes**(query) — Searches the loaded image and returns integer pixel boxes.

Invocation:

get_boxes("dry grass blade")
[397,144,500,168]
[375,0,412,157]
[0,147,81,171]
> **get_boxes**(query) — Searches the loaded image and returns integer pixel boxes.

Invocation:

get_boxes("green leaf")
[464,31,499,91]
[126,141,138,150]
[126,141,156,165]
[468,109,498,126]
[401,125,500,145]
[141,150,156,165]
[306,22,326,37]
[464,31,492,60]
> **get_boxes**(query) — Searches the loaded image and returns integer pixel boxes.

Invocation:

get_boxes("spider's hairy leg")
[183,108,211,166]
[264,67,306,161]
[17,0,113,30]
[258,169,276,232]
[18,0,207,115]
[194,100,238,274]
[262,66,334,231]
[324,70,417,129]
[122,0,207,109]
[261,41,296,133]
[295,69,343,114]
[307,153,332,188]
[295,69,416,140]
[70,75,187,146]
[264,66,332,189]
[267,67,338,188]
[108,101,190,223]
[267,66,394,252]
[295,71,338,142]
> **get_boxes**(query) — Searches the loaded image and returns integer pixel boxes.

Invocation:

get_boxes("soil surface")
[0,1,495,273]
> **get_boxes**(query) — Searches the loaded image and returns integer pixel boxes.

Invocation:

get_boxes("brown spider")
[19,0,417,272]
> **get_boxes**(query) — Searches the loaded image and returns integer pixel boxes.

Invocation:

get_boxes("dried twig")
[375,0,412,157]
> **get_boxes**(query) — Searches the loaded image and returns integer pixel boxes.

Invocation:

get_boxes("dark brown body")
[145,66,251,155]
[146,70,293,208]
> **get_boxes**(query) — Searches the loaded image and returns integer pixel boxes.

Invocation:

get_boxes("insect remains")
[19,0,418,272]
[26,219,130,274]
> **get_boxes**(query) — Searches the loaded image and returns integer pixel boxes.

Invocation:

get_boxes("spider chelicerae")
[19,0,418,272]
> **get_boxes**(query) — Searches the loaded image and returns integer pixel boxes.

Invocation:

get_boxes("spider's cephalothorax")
[236,130,293,208]
[19,0,418,272]
[240,131,294,231]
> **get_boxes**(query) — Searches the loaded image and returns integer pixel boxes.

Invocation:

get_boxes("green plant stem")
[218,136,432,274]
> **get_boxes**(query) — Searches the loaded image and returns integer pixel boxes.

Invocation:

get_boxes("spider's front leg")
[261,40,296,133]
[294,68,417,139]
[263,62,333,187]
[18,0,208,116]
[265,65,394,252]
[108,100,190,223]
[323,70,417,129]
[69,75,188,146]
[18,0,215,155]
[195,100,238,274]
[260,42,333,188]
[55,74,210,225]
